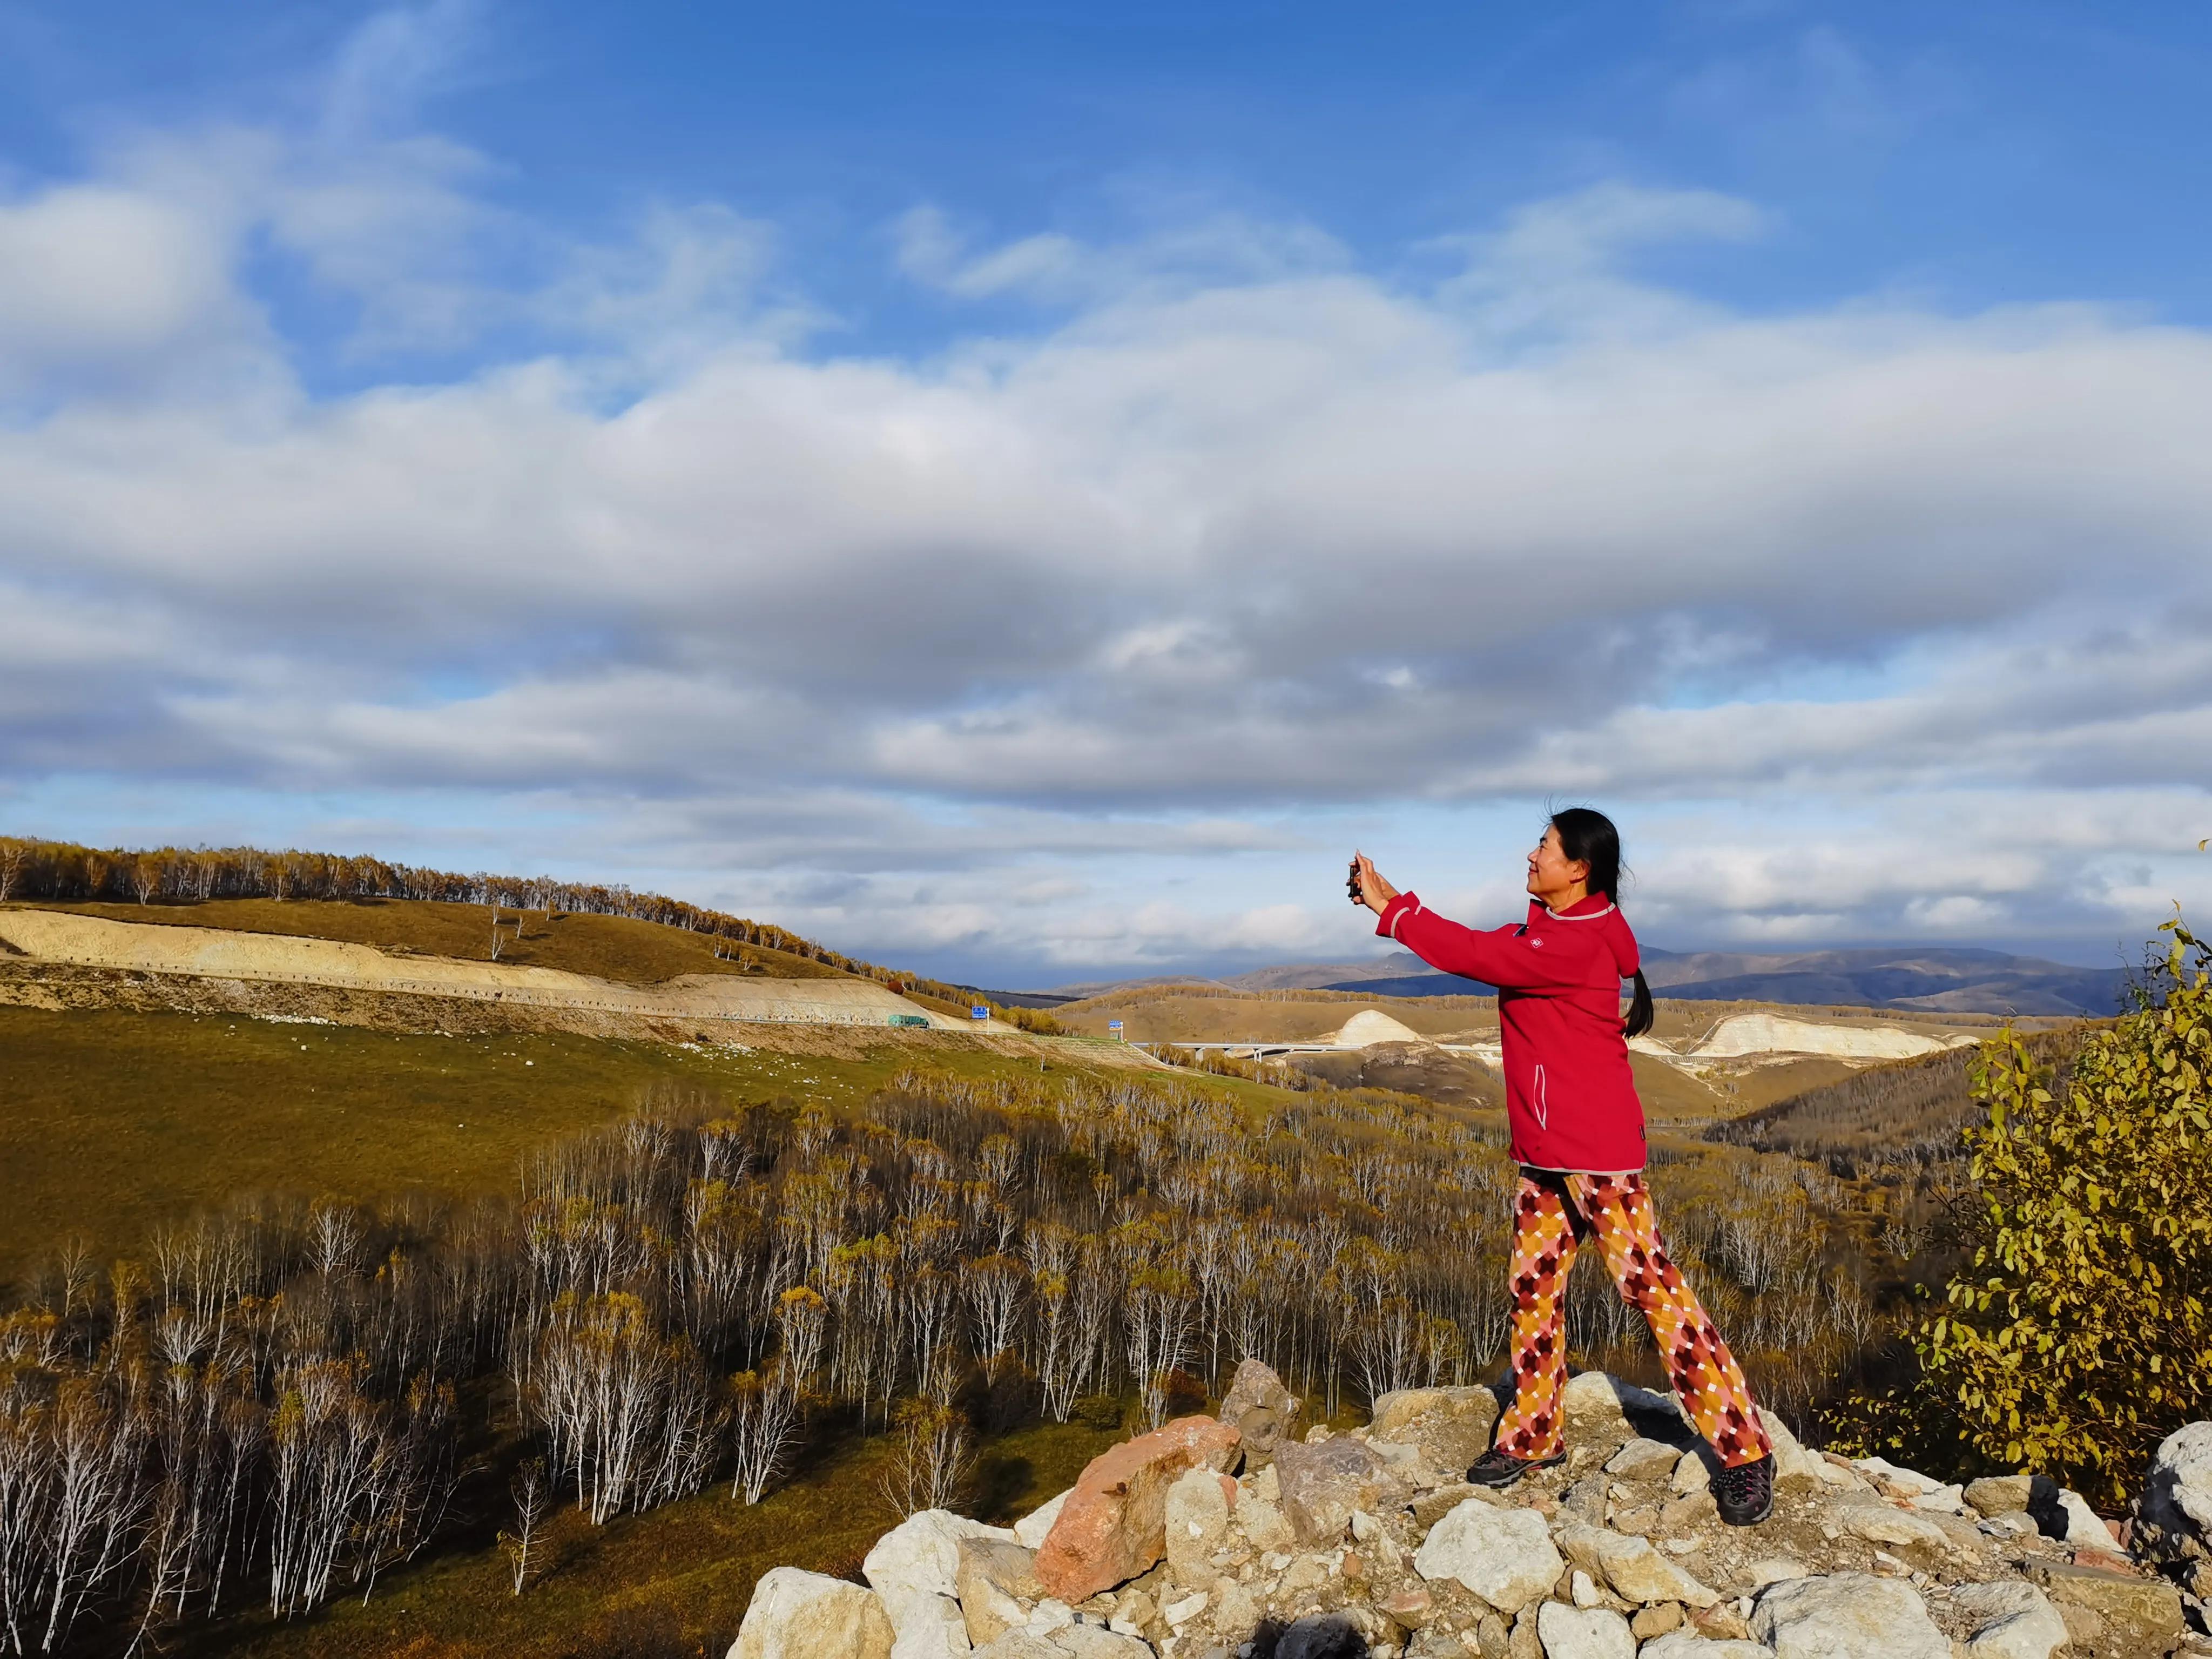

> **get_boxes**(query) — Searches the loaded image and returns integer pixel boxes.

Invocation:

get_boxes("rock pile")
[732,1368,2212,1659]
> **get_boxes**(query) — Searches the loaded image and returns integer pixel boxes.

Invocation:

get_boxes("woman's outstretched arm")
[1352,855,1597,992]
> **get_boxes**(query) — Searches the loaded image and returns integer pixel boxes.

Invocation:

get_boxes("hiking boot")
[1466,1447,1565,1489]
[1714,1453,1775,1526]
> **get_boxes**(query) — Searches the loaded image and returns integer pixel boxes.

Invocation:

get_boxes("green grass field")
[19,897,848,982]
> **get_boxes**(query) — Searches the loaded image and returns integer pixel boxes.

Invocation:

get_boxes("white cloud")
[0,180,268,403]
[5,58,2212,974]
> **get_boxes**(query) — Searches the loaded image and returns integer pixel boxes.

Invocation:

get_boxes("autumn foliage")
[0,1061,1872,1650]
[0,834,976,1007]
[1914,918,2212,1505]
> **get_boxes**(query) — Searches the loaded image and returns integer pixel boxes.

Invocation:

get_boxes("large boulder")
[732,1567,898,1659]
[2136,1420,2212,1565]
[1219,1359,1299,1470]
[1950,1581,2068,1659]
[1272,1435,1395,1546]
[1749,1572,1948,1659]
[1366,1386,1501,1476]
[1033,1415,1241,1603]
[865,1510,1017,1659]
[1411,1498,1563,1617]
[1533,1601,1635,1659]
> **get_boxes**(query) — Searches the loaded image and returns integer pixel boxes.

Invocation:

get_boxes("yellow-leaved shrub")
[1920,918,2212,1505]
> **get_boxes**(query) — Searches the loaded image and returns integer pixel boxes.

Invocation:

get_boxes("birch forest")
[0,1065,1884,1655]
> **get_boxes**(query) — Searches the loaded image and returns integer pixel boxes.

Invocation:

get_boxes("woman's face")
[1525,825,1591,903]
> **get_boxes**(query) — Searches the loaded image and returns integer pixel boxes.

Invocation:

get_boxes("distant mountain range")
[1040,945,2133,1018]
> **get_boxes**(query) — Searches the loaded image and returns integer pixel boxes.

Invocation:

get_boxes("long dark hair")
[1550,806,1654,1039]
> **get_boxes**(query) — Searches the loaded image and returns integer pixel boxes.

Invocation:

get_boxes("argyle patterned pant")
[1491,1169,1772,1468]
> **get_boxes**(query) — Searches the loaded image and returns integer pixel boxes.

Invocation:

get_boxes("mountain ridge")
[1044,943,2130,1017]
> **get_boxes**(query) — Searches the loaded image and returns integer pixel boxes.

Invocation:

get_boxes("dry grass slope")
[17,898,847,982]
[190,1420,1119,1659]
[0,1007,1157,1281]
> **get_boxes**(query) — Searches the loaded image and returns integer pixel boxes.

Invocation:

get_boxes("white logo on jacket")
[1532,1064,1549,1129]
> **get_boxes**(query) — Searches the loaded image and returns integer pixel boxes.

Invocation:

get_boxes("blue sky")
[3,1,2210,984]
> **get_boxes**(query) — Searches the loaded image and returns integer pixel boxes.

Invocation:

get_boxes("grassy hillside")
[193,1419,1119,1659]
[0,1006,1134,1281]
[15,897,847,982]
[1707,1024,2094,1173]
[0,999,1926,1657]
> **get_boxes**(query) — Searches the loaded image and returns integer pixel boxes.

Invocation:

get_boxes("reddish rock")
[1034,1416,1242,1602]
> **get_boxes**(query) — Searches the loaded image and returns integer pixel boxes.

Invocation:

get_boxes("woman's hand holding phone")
[1347,852,1398,915]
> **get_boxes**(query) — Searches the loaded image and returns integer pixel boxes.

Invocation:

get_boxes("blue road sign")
[971,1005,989,1020]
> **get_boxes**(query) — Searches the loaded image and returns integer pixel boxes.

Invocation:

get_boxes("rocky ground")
[731,1366,2212,1659]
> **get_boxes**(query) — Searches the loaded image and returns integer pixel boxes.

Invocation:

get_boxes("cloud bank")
[4,10,2209,980]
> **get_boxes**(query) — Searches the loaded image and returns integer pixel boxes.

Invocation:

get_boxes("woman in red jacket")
[1351,807,1775,1526]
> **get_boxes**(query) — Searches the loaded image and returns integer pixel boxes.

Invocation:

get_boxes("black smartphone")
[1346,857,1365,905]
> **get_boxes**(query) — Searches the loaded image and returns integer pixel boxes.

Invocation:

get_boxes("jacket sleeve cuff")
[1375,891,1421,940]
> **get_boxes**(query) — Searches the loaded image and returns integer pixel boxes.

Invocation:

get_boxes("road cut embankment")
[0,909,990,1031]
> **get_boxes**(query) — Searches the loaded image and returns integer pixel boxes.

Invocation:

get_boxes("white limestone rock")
[1042,1625,1152,1659]
[1828,1498,1954,1552]
[1851,1457,1946,1498]
[955,1540,1042,1647]
[732,1567,898,1659]
[1951,1580,2069,1659]
[1412,1499,1563,1616]
[1752,1412,1827,1494]
[2139,1421,2212,1565]
[1750,1572,1948,1659]
[1554,1525,1719,1609]
[2049,1488,2114,1550]
[1671,1453,1712,1497]
[865,1510,1017,1659]
[1744,1560,1808,1590]
[1603,1439,1682,1481]
[1015,1492,1072,1551]
[1560,1372,1674,1455]
[1164,1466,1232,1584]
[1637,1635,1776,1658]
[1366,1386,1501,1478]
[1533,1601,1635,1659]
[967,1636,1060,1659]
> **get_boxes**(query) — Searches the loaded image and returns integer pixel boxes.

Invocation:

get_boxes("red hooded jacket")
[1374,889,1645,1172]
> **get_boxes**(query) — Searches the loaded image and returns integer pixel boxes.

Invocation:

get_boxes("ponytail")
[1624,968,1653,1040]
[1549,806,1652,1038]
